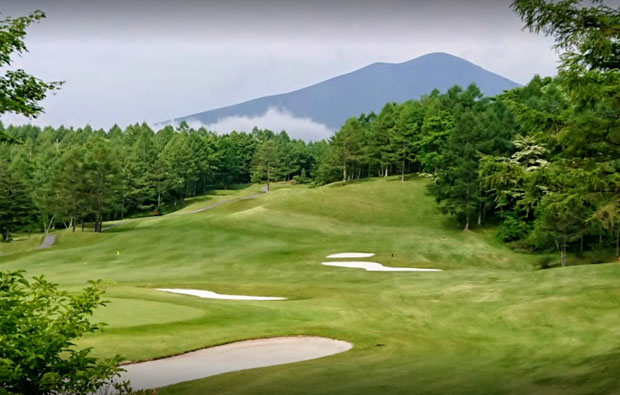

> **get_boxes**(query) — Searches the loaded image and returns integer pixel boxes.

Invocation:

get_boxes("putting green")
[92,298,204,328]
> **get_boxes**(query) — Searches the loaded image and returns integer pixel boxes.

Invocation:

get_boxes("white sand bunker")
[122,336,352,390]
[321,261,441,272]
[157,288,286,300]
[326,252,375,258]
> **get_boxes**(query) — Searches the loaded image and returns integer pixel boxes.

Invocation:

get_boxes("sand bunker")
[321,261,441,272]
[157,288,286,300]
[326,252,375,258]
[122,336,352,390]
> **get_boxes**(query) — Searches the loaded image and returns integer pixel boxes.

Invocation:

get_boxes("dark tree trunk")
[561,242,567,267]
[478,186,483,226]
[616,229,619,257]
[464,184,470,231]
[94,212,102,233]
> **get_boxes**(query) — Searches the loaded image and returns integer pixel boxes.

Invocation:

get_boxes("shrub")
[497,214,531,242]
[0,271,131,394]
[538,256,554,269]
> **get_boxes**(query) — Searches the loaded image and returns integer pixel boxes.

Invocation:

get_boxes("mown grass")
[0,232,45,255]
[1,176,619,394]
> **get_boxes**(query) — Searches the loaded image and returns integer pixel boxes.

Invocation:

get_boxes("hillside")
[2,177,620,394]
[170,53,520,132]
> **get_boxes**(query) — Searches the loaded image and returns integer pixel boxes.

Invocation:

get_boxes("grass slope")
[1,177,619,394]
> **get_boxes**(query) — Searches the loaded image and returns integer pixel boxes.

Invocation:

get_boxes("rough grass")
[1,177,619,394]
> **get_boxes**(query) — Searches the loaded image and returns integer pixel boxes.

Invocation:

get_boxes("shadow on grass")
[103,225,146,234]
[325,178,377,188]
[385,173,429,182]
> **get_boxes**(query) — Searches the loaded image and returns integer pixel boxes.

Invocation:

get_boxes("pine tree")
[430,84,487,230]
[391,101,423,181]
[369,104,396,177]
[251,139,278,191]
[0,160,35,240]
[54,146,87,231]
[83,137,121,232]
[32,144,61,233]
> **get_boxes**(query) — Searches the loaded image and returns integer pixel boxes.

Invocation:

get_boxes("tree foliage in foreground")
[0,271,131,394]
[509,0,620,262]
[0,11,63,143]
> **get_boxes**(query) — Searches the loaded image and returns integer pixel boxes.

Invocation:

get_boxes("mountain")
[169,52,520,133]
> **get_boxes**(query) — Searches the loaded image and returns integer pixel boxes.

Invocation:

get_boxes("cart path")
[37,235,56,249]
[180,186,268,215]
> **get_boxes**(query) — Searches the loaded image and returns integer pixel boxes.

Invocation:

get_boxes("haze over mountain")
[169,53,520,140]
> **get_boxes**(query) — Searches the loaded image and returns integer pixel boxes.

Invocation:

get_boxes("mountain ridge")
[168,52,520,133]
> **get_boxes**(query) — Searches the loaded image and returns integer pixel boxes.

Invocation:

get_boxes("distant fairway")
[2,177,620,394]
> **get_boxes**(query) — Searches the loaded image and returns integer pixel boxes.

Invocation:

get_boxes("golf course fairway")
[1,176,619,394]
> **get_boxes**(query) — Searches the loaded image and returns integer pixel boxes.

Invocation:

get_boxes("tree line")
[0,122,328,238]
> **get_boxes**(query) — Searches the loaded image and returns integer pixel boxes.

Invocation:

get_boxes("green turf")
[1,177,619,394]
[0,233,45,255]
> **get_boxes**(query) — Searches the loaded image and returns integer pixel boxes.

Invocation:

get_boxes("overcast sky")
[2,0,563,135]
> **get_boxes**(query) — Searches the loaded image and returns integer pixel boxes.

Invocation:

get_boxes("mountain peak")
[169,53,519,139]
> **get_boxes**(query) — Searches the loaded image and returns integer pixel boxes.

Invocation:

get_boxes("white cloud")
[204,107,333,141]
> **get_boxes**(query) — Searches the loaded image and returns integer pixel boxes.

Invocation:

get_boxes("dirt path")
[121,336,352,390]
[181,187,268,215]
[37,235,56,249]
[101,186,269,229]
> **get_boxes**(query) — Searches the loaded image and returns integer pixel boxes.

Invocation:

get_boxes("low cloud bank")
[207,107,333,141]
[166,107,333,141]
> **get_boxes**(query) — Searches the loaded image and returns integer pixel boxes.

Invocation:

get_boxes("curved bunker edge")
[121,336,353,390]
